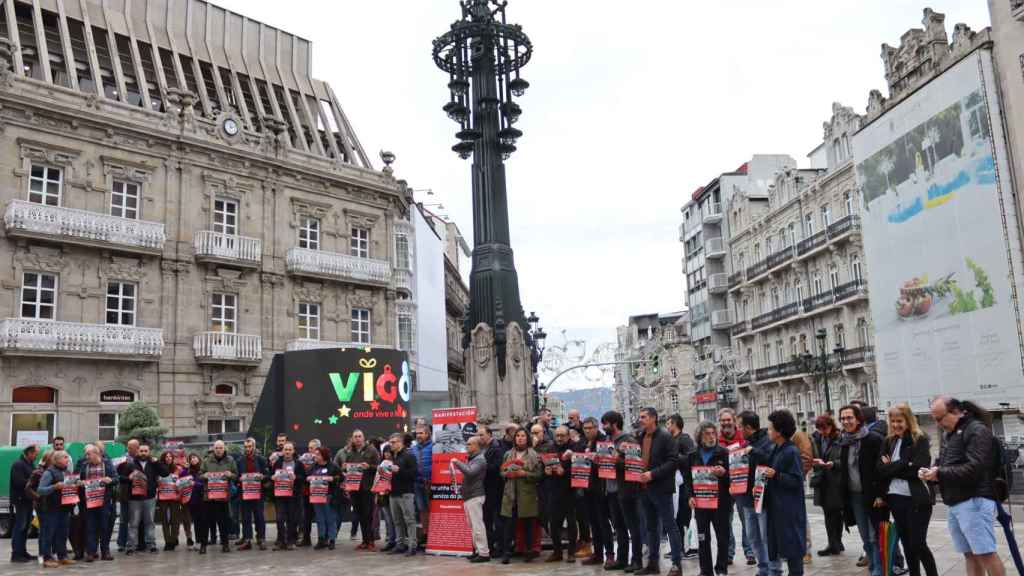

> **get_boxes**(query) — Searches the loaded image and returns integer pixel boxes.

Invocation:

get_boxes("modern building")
[988,0,1024,252]
[613,311,695,426]
[0,0,412,444]
[728,106,876,429]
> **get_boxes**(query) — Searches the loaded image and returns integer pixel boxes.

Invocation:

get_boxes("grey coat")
[453,451,487,501]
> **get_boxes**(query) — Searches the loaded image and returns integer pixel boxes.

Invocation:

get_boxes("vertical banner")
[691,466,719,510]
[752,465,769,514]
[426,407,477,557]
[728,444,749,496]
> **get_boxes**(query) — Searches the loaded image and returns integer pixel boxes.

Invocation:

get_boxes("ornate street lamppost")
[433,1,534,421]
[795,328,845,414]
[526,312,547,414]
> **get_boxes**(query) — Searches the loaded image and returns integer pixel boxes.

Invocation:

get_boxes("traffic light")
[650,354,661,375]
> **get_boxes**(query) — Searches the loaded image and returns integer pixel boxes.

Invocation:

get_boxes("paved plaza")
[1,504,1022,576]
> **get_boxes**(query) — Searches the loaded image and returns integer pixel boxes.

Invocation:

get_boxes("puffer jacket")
[413,440,432,489]
[937,415,995,505]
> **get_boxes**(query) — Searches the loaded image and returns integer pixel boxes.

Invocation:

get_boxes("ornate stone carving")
[349,288,374,309]
[293,281,325,304]
[100,256,146,282]
[471,323,494,369]
[18,138,80,166]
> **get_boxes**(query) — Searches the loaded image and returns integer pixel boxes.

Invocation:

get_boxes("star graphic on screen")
[370,401,380,411]
[338,404,352,418]
[328,415,339,425]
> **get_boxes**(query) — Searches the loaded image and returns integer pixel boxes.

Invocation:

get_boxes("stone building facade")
[988,1,1024,253]
[613,311,696,426]
[727,105,876,428]
[0,0,410,444]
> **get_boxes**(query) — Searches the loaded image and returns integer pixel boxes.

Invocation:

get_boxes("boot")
[199,544,207,555]
[237,541,252,551]
[328,540,335,551]
[545,551,564,563]
[257,540,267,551]
[582,555,605,566]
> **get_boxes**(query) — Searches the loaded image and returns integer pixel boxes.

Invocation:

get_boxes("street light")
[527,312,546,414]
[795,328,845,414]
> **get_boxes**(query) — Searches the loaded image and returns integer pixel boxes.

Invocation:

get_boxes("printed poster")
[753,466,770,514]
[309,475,331,504]
[692,465,719,510]
[60,473,79,506]
[622,442,643,483]
[177,476,193,504]
[206,472,229,501]
[372,461,393,494]
[344,464,363,492]
[241,473,262,501]
[157,475,178,501]
[273,469,295,498]
[728,444,750,495]
[571,453,593,489]
[426,406,477,557]
[84,480,105,509]
[596,441,616,480]
[130,471,147,497]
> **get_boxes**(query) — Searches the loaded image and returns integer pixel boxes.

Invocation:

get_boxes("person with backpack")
[923,397,1007,576]
[10,444,39,563]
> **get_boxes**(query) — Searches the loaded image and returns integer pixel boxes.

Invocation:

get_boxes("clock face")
[223,118,239,136]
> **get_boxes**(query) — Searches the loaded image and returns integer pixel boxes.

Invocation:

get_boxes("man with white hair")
[200,440,238,553]
[80,445,115,561]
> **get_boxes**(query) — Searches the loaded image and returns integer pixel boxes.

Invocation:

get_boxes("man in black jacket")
[387,432,419,557]
[602,410,643,572]
[666,414,696,559]
[119,443,167,555]
[923,397,1006,576]
[543,426,578,563]
[479,424,505,559]
[637,407,681,576]
[580,417,613,567]
[838,404,884,576]
[736,411,776,575]
[9,444,38,563]
[234,438,269,551]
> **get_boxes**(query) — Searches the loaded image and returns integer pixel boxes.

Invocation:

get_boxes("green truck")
[0,442,126,538]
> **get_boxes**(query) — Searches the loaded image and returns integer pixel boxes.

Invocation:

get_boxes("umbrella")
[996,501,1024,575]
[878,520,899,576]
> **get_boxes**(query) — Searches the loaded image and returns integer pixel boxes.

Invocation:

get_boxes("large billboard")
[853,50,1024,412]
[250,348,412,449]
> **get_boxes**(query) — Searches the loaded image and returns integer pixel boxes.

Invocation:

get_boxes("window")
[396,235,411,270]
[776,340,784,365]
[398,314,414,350]
[834,324,845,348]
[298,217,320,250]
[804,213,814,237]
[350,227,370,258]
[829,265,840,290]
[13,386,56,403]
[784,283,793,304]
[765,237,773,256]
[762,343,771,368]
[812,272,823,295]
[10,413,56,445]
[351,308,371,344]
[788,222,797,246]
[213,384,235,396]
[857,318,869,347]
[297,302,320,340]
[851,256,863,284]
[207,418,242,435]
[21,272,56,320]
[771,286,780,310]
[795,278,804,303]
[111,180,140,219]
[213,198,238,236]
[98,413,119,441]
[105,282,136,326]
[821,205,832,227]
[844,191,853,216]
[753,243,761,262]
[210,293,236,333]
[28,165,62,206]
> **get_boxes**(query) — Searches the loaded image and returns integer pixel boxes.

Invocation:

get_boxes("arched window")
[213,383,235,396]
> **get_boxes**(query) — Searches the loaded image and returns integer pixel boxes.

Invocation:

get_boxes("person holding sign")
[735,411,779,575]
[763,410,807,576]
[385,432,419,556]
[234,438,269,551]
[542,426,578,564]
[345,430,381,552]
[308,447,342,550]
[119,443,167,555]
[636,407,683,576]
[155,451,185,552]
[686,422,730,576]
[271,442,307,551]
[579,417,614,568]
[200,440,238,554]
[600,410,643,572]
[79,445,115,562]
[36,450,76,567]
[452,435,491,563]
[499,427,543,564]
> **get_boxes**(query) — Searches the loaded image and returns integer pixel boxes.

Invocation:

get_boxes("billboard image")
[853,51,1024,412]
[250,347,412,448]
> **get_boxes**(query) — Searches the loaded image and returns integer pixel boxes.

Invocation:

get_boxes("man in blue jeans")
[413,424,433,549]
[736,411,777,576]
[636,407,682,576]
[9,444,38,563]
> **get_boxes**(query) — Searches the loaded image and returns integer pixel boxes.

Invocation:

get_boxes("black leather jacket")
[937,416,995,505]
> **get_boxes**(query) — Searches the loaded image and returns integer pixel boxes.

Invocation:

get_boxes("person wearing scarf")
[838,404,884,576]
[810,414,844,556]
[686,422,730,576]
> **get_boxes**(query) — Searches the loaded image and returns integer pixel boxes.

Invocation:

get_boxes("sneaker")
[355,542,369,551]
[43,560,60,568]
[636,565,660,575]
[545,552,564,563]
[238,542,252,551]
[583,556,605,566]
[58,558,76,566]
[391,545,409,555]
[470,556,491,563]
[125,550,134,556]
[576,543,594,558]
[746,557,757,566]
[683,549,699,559]
[857,556,868,568]
[667,566,682,576]
[101,552,114,561]
[893,567,908,576]
[257,541,267,551]
[381,543,396,552]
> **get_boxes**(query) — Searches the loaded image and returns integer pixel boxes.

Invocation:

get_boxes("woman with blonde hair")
[876,404,937,576]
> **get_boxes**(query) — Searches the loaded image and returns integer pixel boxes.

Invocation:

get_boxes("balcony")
[731,320,750,338]
[708,273,730,294]
[286,247,392,286]
[802,290,836,314]
[827,214,860,242]
[393,268,413,295]
[766,245,795,270]
[1012,0,1023,22]
[728,271,744,290]
[796,230,827,257]
[705,237,726,259]
[710,309,734,329]
[194,231,261,268]
[834,279,868,302]
[842,345,875,366]
[678,222,686,242]
[5,200,165,255]
[746,259,768,280]
[0,318,163,359]
[750,301,801,332]
[193,332,262,364]
[702,202,723,224]
[286,338,371,352]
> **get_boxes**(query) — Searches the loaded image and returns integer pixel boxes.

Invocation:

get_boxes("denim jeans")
[41,510,70,560]
[850,496,881,576]
[737,498,776,576]
[127,498,156,551]
[608,492,643,566]
[11,501,32,559]
[641,491,682,566]
[380,502,396,545]
[240,500,266,541]
[314,503,338,542]
[728,499,753,560]
[116,500,130,549]
[85,505,111,555]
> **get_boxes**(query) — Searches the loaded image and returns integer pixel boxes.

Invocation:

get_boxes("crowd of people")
[6,397,1013,576]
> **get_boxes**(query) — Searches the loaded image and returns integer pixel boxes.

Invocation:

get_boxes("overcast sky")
[216,0,991,390]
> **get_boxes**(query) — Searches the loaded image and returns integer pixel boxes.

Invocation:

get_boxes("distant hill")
[550,387,613,420]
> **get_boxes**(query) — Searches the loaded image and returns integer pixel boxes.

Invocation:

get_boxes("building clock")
[223,118,240,136]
